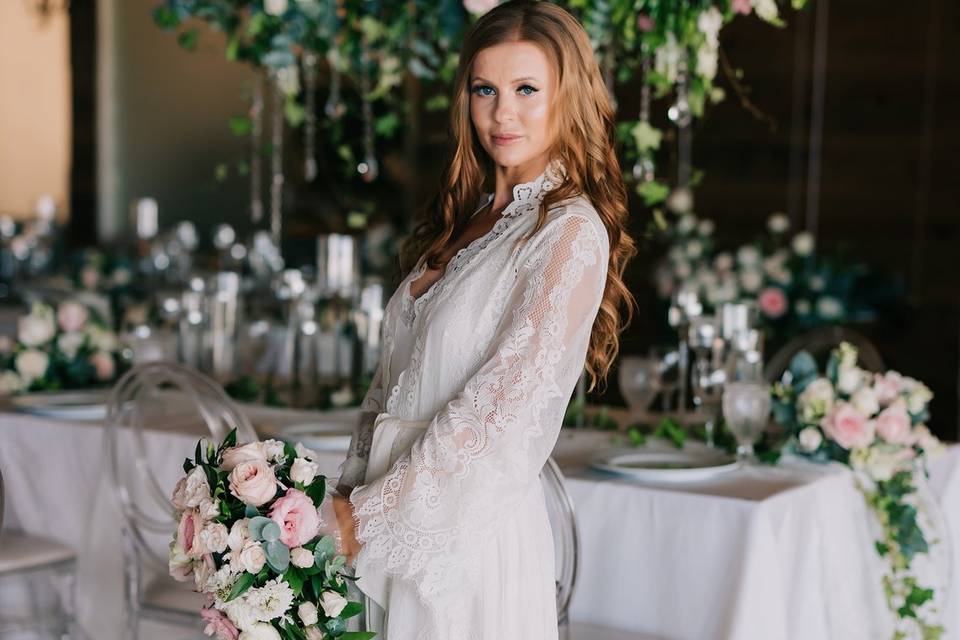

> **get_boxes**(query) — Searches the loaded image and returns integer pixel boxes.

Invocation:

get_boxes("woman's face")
[469,40,556,176]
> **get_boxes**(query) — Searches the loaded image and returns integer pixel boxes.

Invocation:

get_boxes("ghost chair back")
[104,361,258,639]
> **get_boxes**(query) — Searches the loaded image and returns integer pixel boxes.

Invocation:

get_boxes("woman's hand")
[332,493,362,565]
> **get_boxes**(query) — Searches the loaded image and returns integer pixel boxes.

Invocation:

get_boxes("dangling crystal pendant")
[250,72,265,225]
[634,53,655,183]
[269,73,284,248]
[302,51,319,182]
[358,48,378,183]
[324,48,346,120]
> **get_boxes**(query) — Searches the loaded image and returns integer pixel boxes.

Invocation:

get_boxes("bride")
[318,1,636,637]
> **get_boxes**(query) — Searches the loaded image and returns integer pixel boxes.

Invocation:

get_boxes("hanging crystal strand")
[668,53,693,188]
[357,46,379,182]
[269,73,284,248]
[324,48,346,120]
[303,51,319,182]
[632,53,656,183]
[250,72,265,225]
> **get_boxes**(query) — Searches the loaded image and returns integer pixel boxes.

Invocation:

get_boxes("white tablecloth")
[1,412,959,640]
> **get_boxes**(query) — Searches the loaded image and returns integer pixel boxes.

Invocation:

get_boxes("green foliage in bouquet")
[170,429,375,639]
[771,343,945,639]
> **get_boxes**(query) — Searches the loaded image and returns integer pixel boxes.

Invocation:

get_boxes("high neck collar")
[487,159,566,218]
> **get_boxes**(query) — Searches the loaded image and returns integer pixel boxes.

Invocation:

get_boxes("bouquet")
[0,301,122,395]
[772,342,945,637]
[169,430,373,640]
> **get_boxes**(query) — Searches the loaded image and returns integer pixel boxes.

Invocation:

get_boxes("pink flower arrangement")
[201,607,239,640]
[875,401,912,445]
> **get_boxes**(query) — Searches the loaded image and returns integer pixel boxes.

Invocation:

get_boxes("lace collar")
[484,159,566,219]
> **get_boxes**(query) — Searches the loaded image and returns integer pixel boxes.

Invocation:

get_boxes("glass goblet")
[722,382,772,464]
[618,356,663,419]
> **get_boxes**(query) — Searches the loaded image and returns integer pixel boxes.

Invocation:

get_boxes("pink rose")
[269,489,321,548]
[57,301,89,333]
[732,0,752,14]
[228,460,277,507]
[637,14,655,31]
[201,607,239,640]
[872,372,903,406]
[758,287,789,318]
[220,442,268,472]
[822,402,875,450]
[876,401,912,445]
[177,509,204,558]
[89,351,115,381]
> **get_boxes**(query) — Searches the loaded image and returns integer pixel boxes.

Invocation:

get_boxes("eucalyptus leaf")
[244,505,260,518]
[264,539,290,573]
[324,617,346,637]
[248,516,274,541]
[261,520,282,543]
[325,554,346,580]
[314,536,335,566]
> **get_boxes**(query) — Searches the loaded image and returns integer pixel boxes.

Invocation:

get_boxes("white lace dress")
[337,165,609,639]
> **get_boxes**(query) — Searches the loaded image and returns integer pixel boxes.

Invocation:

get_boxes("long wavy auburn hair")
[404,0,637,390]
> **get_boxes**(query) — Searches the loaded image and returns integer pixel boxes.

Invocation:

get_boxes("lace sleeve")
[349,211,608,618]
[336,362,384,493]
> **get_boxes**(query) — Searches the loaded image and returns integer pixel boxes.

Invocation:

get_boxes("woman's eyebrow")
[470,75,540,84]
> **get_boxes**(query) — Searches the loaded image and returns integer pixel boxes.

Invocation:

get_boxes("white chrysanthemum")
[205,565,239,600]
[220,598,260,631]
[245,578,296,622]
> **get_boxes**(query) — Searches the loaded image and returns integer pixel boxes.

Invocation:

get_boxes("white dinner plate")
[590,449,738,483]
[10,390,110,422]
[280,420,355,452]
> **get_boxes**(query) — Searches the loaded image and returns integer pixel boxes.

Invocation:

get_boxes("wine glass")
[722,382,771,464]
[618,356,663,419]
[650,347,680,413]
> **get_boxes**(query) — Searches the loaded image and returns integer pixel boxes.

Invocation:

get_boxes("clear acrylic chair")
[104,362,259,639]
[0,464,87,639]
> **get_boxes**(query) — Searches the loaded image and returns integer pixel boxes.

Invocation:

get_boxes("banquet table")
[1,408,959,640]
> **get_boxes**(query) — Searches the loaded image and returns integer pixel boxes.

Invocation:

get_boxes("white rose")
[767,213,790,234]
[294,442,318,461]
[906,383,933,415]
[263,0,288,15]
[697,7,723,44]
[222,599,259,632]
[737,245,761,266]
[290,546,314,569]
[305,627,325,640]
[168,541,193,582]
[199,522,229,555]
[911,425,945,459]
[298,601,319,626]
[57,332,85,359]
[685,240,703,259]
[197,497,221,521]
[850,387,880,418]
[290,458,320,486]
[57,301,90,333]
[697,219,715,237]
[792,231,815,256]
[261,439,286,462]
[17,310,56,347]
[239,539,266,574]
[85,325,118,352]
[739,269,763,294]
[798,378,834,423]
[838,367,864,396]
[228,519,250,552]
[714,252,734,271]
[667,188,694,215]
[15,349,49,382]
[0,371,24,395]
[798,427,823,452]
[239,622,282,640]
[183,466,211,508]
[193,556,215,592]
[319,590,348,618]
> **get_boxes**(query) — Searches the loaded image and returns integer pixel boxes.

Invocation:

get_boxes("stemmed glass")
[688,315,725,447]
[618,356,663,420]
[650,347,680,413]
[722,382,771,464]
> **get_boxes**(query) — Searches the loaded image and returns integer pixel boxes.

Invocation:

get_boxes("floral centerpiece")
[169,430,372,640]
[772,342,945,638]
[654,204,887,342]
[0,301,123,395]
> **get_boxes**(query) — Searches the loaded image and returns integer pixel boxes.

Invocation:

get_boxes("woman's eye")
[472,85,495,97]
[518,85,538,96]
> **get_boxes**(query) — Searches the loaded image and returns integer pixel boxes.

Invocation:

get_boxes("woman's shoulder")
[542,194,608,248]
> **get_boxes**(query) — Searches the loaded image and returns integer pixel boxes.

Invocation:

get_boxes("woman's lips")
[492,134,523,145]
